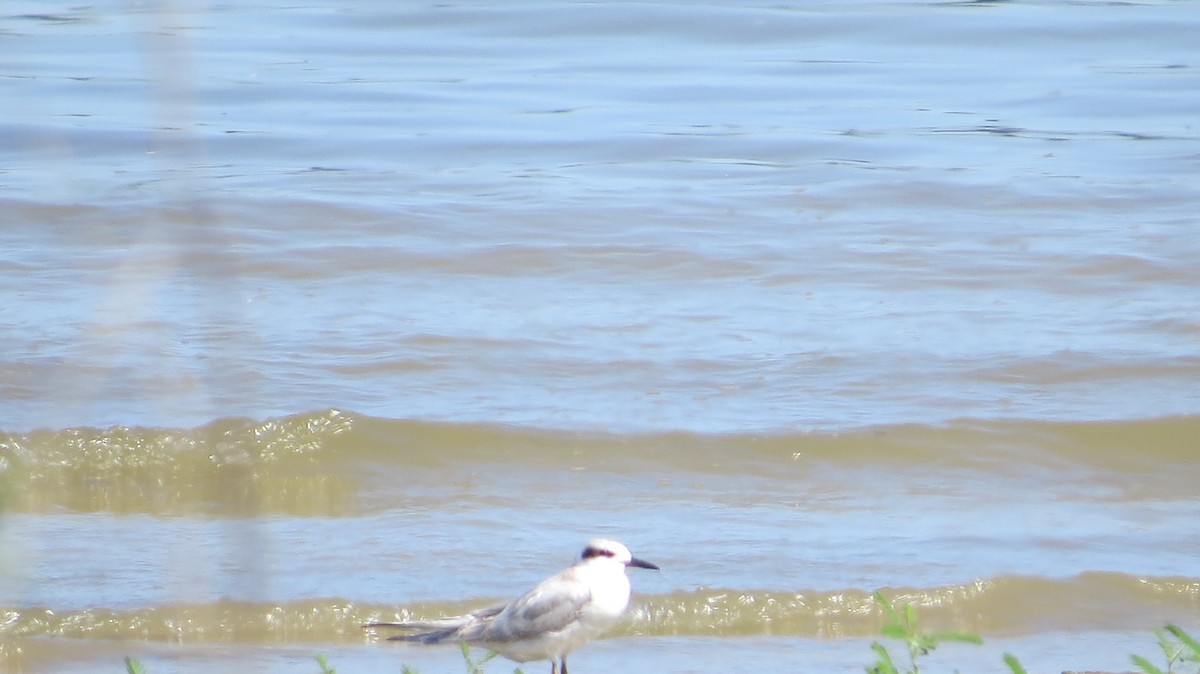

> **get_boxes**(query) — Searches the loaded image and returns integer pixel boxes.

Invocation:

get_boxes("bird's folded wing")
[469,575,591,642]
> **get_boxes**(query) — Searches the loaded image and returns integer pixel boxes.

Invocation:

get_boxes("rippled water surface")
[2,1,1199,672]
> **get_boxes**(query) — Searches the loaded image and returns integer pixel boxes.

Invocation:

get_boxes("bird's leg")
[550,660,559,674]
[561,657,569,674]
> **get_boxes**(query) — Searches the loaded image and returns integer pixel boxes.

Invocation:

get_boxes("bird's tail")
[362,620,465,644]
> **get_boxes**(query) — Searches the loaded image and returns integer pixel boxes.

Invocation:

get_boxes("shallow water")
[3,414,1198,672]
[2,0,1200,672]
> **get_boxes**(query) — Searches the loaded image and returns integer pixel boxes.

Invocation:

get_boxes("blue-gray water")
[2,1,1199,673]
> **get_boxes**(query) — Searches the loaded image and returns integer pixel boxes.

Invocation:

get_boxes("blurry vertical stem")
[1132,624,1200,674]
[868,592,982,674]
[460,642,500,674]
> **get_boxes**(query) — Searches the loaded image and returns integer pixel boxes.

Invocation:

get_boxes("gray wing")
[465,571,592,642]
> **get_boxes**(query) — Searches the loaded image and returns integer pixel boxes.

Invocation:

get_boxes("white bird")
[363,538,659,674]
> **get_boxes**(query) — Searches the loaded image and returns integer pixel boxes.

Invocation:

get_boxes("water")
[2,1,1200,672]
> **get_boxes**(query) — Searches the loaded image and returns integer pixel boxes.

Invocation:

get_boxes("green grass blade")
[903,603,919,631]
[868,641,900,674]
[1165,625,1200,660]
[124,657,147,674]
[875,592,901,623]
[1132,653,1168,674]
[1003,652,1029,674]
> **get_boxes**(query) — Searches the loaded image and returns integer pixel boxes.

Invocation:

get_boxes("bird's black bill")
[628,557,659,570]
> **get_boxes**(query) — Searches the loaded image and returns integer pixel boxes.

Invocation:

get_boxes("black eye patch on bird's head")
[581,545,616,560]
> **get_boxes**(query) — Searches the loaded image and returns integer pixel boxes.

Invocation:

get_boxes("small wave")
[0,410,356,515]
[4,574,1198,643]
[1,411,1196,515]
[629,573,1200,638]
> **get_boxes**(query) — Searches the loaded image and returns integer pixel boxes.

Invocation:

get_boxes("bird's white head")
[579,538,659,571]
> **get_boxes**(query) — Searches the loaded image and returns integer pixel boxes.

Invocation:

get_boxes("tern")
[364,538,659,674]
